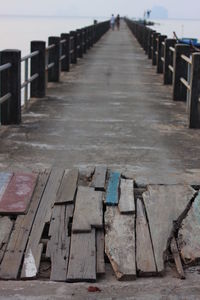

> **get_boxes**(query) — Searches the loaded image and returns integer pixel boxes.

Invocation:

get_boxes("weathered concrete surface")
[0,22,200,185]
[1,22,200,298]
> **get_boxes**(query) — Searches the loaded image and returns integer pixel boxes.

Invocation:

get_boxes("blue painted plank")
[0,172,13,199]
[106,172,120,206]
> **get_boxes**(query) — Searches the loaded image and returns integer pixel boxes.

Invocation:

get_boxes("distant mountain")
[151,6,168,19]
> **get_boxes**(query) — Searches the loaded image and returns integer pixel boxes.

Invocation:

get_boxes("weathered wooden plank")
[92,166,107,191]
[72,186,103,233]
[21,168,64,279]
[143,185,195,273]
[55,169,78,204]
[0,173,38,215]
[118,179,135,214]
[67,229,96,282]
[105,207,136,280]
[106,172,120,206]
[136,198,157,275]
[0,172,13,199]
[46,204,73,281]
[171,237,185,279]
[0,217,13,263]
[177,192,200,264]
[96,230,105,275]
[0,171,49,279]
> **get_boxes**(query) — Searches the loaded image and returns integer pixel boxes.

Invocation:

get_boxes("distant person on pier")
[110,14,115,30]
[116,14,120,30]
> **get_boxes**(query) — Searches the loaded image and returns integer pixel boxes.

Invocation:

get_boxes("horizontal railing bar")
[70,50,74,54]
[46,62,55,71]
[0,93,11,104]
[77,45,80,49]
[59,55,66,61]
[161,57,165,62]
[169,46,175,52]
[180,77,191,91]
[181,54,192,65]
[60,39,66,44]
[46,44,55,51]
[168,65,174,73]
[21,51,39,62]
[0,63,12,72]
[155,51,158,55]
[21,73,39,89]
[70,36,74,40]
[162,42,165,46]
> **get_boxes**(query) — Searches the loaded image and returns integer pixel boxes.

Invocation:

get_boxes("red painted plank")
[0,173,38,214]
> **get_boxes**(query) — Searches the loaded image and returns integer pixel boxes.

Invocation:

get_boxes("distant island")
[150,6,168,19]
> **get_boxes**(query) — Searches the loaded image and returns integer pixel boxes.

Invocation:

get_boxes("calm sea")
[0,15,104,55]
[151,19,200,40]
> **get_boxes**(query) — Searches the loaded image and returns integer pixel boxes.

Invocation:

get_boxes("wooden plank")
[0,217,13,263]
[21,168,64,279]
[106,172,120,206]
[67,229,96,282]
[105,207,136,280]
[136,198,157,275]
[55,169,78,204]
[0,171,49,279]
[143,185,195,273]
[96,230,105,275]
[177,192,200,264]
[0,173,38,215]
[92,166,107,191]
[118,179,135,214]
[46,204,73,281]
[72,186,103,233]
[170,237,185,279]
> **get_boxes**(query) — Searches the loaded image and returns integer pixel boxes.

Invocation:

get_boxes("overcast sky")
[0,0,199,19]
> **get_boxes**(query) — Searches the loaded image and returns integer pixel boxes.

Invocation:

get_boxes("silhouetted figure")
[110,14,115,30]
[116,14,120,30]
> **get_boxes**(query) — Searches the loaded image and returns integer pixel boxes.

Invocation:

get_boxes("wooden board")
[55,169,78,204]
[72,186,103,233]
[46,204,73,281]
[21,168,64,279]
[177,192,200,264]
[0,217,13,263]
[106,172,120,206]
[92,166,107,191]
[67,229,96,282]
[0,173,38,215]
[96,230,105,275]
[136,198,157,275]
[0,171,49,279]
[105,206,136,280]
[0,172,13,199]
[143,185,195,273]
[118,179,135,214]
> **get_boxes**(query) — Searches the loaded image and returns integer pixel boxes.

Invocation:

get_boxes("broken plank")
[136,198,157,275]
[92,166,107,191]
[72,186,103,233]
[143,185,195,273]
[96,230,105,275]
[170,237,185,279]
[21,168,64,279]
[0,171,49,280]
[67,229,96,282]
[0,173,38,215]
[0,217,13,263]
[177,192,200,265]
[118,179,135,214]
[46,205,73,281]
[55,168,78,204]
[106,171,120,206]
[105,206,136,280]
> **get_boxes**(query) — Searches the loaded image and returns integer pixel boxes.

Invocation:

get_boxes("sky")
[0,0,199,19]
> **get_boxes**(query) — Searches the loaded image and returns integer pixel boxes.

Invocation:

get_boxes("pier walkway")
[1,21,200,299]
[1,21,200,185]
